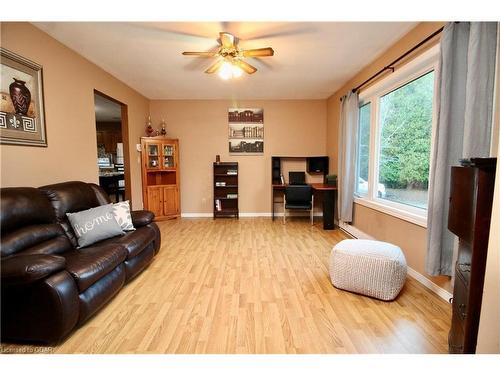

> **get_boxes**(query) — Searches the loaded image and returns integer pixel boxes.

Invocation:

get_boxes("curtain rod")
[340,26,444,101]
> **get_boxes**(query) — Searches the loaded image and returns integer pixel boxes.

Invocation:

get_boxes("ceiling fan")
[182,32,274,79]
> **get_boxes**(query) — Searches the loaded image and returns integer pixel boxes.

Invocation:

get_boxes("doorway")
[94,90,131,204]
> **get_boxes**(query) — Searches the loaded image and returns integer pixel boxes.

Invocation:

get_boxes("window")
[356,102,371,196]
[378,71,434,209]
[354,45,438,227]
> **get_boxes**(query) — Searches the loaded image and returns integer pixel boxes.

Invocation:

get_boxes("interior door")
[163,186,178,216]
[147,186,163,217]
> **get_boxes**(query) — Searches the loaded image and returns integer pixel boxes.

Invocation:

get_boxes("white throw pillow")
[112,200,135,231]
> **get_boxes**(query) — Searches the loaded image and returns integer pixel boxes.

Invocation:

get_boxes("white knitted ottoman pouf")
[329,239,407,301]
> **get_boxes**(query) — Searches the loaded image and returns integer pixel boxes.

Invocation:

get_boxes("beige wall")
[326,22,451,291]
[477,139,500,353]
[149,100,327,214]
[352,204,451,289]
[477,26,500,353]
[0,22,149,209]
[0,21,457,291]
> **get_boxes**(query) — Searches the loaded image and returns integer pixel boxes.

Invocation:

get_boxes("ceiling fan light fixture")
[232,63,243,78]
[218,60,243,80]
[182,32,272,77]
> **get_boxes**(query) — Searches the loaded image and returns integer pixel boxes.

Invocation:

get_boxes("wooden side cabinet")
[447,157,496,354]
[141,136,180,220]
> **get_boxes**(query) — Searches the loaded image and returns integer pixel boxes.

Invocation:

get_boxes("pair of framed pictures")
[1,47,47,147]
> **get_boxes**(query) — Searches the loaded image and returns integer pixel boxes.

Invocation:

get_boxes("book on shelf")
[215,199,222,211]
[215,181,226,186]
[226,193,238,199]
[226,170,238,175]
[280,174,285,185]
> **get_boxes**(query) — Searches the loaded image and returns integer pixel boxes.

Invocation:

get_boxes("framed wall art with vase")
[0,48,47,146]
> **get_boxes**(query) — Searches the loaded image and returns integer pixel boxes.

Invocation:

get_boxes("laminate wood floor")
[1,218,451,354]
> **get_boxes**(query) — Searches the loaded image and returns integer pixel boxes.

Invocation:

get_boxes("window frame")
[354,44,440,228]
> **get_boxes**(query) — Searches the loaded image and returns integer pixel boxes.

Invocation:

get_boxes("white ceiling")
[94,93,121,122]
[34,22,417,100]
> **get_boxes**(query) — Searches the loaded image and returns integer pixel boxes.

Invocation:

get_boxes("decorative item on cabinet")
[160,118,167,136]
[140,136,180,220]
[447,157,496,354]
[145,115,154,137]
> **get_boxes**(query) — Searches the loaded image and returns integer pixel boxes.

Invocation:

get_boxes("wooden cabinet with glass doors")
[140,137,180,220]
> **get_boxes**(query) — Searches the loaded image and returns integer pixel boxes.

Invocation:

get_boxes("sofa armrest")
[131,210,155,227]
[1,254,66,285]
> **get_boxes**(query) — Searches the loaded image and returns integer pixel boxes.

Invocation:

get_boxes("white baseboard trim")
[273,212,324,218]
[339,223,375,240]
[339,223,452,302]
[406,267,452,302]
[181,212,323,218]
[239,212,271,217]
[181,213,212,218]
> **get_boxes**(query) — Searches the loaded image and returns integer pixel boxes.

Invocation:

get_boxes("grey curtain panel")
[426,22,498,276]
[338,91,359,223]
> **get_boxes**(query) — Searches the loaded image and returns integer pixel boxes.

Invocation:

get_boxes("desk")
[272,183,337,229]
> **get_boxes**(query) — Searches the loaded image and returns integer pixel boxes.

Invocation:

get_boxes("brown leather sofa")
[0,181,161,344]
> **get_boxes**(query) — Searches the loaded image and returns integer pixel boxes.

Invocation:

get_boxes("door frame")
[93,89,132,206]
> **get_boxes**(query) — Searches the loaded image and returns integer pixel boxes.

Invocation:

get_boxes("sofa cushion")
[131,210,155,227]
[0,187,57,234]
[89,183,112,206]
[21,235,73,256]
[0,187,59,257]
[147,223,161,255]
[39,181,102,247]
[0,223,67,257]
[1,254,66,285]
[63,244,127,292]
[124,244,155,281]
[77,264,126,324]
[102,226,155,259]
[39,181,101,221]
[66,204,124,248]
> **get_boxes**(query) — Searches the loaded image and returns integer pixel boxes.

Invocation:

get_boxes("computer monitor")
[289,171,306,185]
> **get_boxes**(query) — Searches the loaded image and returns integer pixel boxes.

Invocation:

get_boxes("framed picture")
[228,108,264,155]
[1,48,47,147]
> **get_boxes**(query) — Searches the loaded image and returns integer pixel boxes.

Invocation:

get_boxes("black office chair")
[284,185,314,225]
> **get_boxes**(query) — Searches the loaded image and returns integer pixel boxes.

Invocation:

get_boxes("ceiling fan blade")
[182,51,218,57]
[219,32,235,48]
[204,59,224,74]
[235,60,257,74]
[242,47,275,57]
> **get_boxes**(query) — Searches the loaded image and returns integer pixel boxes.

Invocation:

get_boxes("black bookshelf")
[213,162,239,218]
